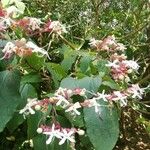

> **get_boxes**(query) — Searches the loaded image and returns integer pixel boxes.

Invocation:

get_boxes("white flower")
[43,124,62,145]
[116,43,126,51]
[19,98,38,118]
[65,102,81,115]
[55,87,67,97]
[26,41,50,59]
[105,60,119,68]
[89,38,101,48]
[112,91,127,107]
[128,84,144,99]
[49,21,67,34]
[27,17,43,31]
[67,89,73,97]
[55,95,70,108]
[34,105,41,111]
[6,6,23,17]
[79,88,86,96]
[88,98,100,113]
[97,90,109,101]
[123,60,139,71]
[105,35,116,45]
[58,129,75,145]
[2,42,16,53]
[3,0,22,5]
[29,139,34,148]
[0,42,16,60]
[0,17,13,29]
[73,88,86,97]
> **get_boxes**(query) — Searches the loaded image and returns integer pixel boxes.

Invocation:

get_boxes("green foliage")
[60,76,101,92]
[0,0,150,149]
[0,70,21,132]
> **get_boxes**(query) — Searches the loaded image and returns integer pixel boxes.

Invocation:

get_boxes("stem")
[138,74,150,85]
[91,0,101,27]
[119,22,149,40]
[59,34,76,50]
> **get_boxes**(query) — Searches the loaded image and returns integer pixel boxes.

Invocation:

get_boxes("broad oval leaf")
[60,76,101,93]
[84,101,119,150]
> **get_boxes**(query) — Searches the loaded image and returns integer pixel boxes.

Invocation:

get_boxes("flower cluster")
[89,35,126,51]
[19,87,86,117]
[0,6,13,31]
[0,1,66,60]
[19,98,39,118]
[0,0,25,31]
[106,53,139,81]
[15,17,43,32]
[54,87,86,115]
[19,84,144,118]
[0,2,66,35]
[19,84,144,145]
[0,38,50,60]
[44,20,67,35]
[105,84,144,106]
[36,124,84,145]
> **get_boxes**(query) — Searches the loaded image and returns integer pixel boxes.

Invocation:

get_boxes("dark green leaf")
[21,74,42,84]
[46,63,67,88]
[0,70,21,132]
[61,50,77,72]
[7,84,37,132]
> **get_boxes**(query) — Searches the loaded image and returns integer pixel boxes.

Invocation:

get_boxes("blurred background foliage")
[24,0,150,86]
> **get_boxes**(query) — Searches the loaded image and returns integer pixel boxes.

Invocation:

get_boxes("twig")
[138,74,150,85]
[59,34,76,50]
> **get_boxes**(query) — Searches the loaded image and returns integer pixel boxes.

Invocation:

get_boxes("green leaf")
[97,60,110,77]
[60,76,101,94]
[27,112,42,139]
[46,63,67,88]
[84,101,119,150]
[80,55,91,73]
[102,80,120,90]
[20,84,39,138]
[7,84,37,132]
[21,73,42,84]
[60,77,79,89]
[24,54,45,71]
[61,76,119,150]
[33,134,47,150]
[61,50,77,72]
[20,83,38,99]
[0,70,21,132]
[66,113,84,128]
[0,39,7,48]
[47,138,69,150]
